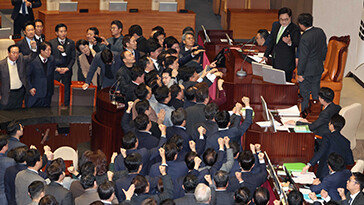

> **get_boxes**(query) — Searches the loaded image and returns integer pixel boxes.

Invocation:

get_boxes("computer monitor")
[59,2,78,12]
[265,151,288,204]
[261,96,270,121]
[268,109,276,132]
[262,66,287,84]
[252,61,263,77]
[109,1,127,11]
[159,2,178,12]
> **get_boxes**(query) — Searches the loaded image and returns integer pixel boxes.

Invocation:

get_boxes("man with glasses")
[338,173,364,205]
[95,20,124,53]
[262,7,301,82]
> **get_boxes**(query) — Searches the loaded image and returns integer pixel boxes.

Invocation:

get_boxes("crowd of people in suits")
[0,4,363,205]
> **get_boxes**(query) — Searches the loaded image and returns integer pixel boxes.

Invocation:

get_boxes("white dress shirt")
[7,58,22,90]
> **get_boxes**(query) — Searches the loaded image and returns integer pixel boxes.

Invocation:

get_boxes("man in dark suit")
[83,49,122,89]
[252,187,270,205]
[95,20,124,53]
[191,103,219,141]
[11,0,41,36]
[310,153,352,201]
[45,161,74,205]
[34,19,45,43]
[302,114,354,179]
[212,170,234,205]
[0,44,36,110]
[256,29,271,47]
[16,22,38,55]
[166,108,192,153]
[26,42,57,108]
[97,181,117,205]
[297,13,327,112]
[6,121,25,154]
[49,23,76,108]
[123,67,145,102]
[129,24,149,57]
[4,146,28,205]
[0,136,16,204]
[116,50,136,93]
[338,172,364,205]
[174,174,199,205]
[122,34,140,63]
[148,39,163,74]
[75,174,100,205]
[296,87,341,138]
[263,7,301,82]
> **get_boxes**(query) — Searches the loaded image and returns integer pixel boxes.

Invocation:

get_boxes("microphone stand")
[109,76,121,105]
[236,39,256,77]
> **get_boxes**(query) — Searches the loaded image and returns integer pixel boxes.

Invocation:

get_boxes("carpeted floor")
[185,0,222,33]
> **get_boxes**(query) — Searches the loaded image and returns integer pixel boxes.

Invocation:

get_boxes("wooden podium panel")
[38,10,195,42]
[225,9,277,39]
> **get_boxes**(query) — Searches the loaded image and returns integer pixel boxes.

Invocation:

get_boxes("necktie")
[276,26,284,44]
[348,197,353,205]
[22,1,26,14]
[43,59,46,64]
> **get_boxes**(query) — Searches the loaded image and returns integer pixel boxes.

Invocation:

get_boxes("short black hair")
[195,83,209,102]
[328,152,345,172]
[23,21,35,30]
[185,151,198,170]
[152,30,166,41]
[171,108,186,126]
[28,180,45,199]
[330,114,346,131]
[39,42,51,52]
[122,34,132,48]
[287,190,304,205]
[76,39,88,52]
[135,100,150,115]
[213,170,229,188]
[319,87,335,103]
[298,13,313,28]
[257,29,269,40]
[7,44,19,53]
[101,49,113,64]
[132,175,148,194]
[87,27,99,36]
[183,174,198,193]
[160,199,175,205]
[182,26,195,35]
[135,84,149,100]
[235,187,251,204]
[129,24,143,36]
[79,161,95,176]
[80,173,96,189]
[164,56,178,69]
[184,86,196,101]
[278,7,292,17]
[253,187,270,205]
[155,85,170,103]
[131,66,145,81]
[26,148,41,167]
[215,111,230,128]
[12,146,28,163]
[230,141,240,157]
[34,19,44,25]
[352,172,364,191]
[39,195,58,205]
[97,181,115,200]
[168,135,184,152]
[134,113,150,130]
[55,23,67,32]
[204,103,219,120]
[238,151,255,171]
[111,20,123,30]
[124,152,142,172]
[148,38,161,53]
[170,84,182,99]
[203,148,217,166]
[152,26,164,33]
[46,161,63,181]
[163,36,179,49]
[137,55,150,70]
[6,120,21,136]
[177,66,195,82]
[165,142,179,161]
[122,131,138,149]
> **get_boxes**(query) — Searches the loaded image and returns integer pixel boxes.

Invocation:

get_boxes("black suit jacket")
[185,103,206,136]
[264,21,300,73]
[174,193,196,205]
[0,53,35,105]
[297,27,327,76]
[4,163,27,205]
[26,55,56,107]
[213,190,234,205]
[308,103,341,137]
[45,181,74,205]
[16,37,38,55]
[340,191,364,205]
[49,38,76,73]
[309,131,354,179]
[11,0,41,20]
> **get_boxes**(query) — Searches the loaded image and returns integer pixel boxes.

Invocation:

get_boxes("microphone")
[236,39,257,77]
[239,37,256,50]
[109,75,122,105]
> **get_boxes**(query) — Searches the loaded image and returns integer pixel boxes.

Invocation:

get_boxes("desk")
[38,10,195,42]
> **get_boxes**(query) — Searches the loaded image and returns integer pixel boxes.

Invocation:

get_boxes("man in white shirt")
[11,0,41,36]
[337,172,364,205]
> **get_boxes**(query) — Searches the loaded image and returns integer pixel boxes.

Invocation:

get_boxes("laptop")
[109,1,127,11]
[262,66,290,85]
[159,2,178,12]
[252,61,263,76]
[59,2,78,12]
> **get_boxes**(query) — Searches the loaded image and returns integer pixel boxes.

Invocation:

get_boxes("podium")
[91,87,124,161]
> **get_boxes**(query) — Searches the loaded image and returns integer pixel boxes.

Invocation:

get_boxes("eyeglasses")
[348,178,358,184]
[279,18,290,22]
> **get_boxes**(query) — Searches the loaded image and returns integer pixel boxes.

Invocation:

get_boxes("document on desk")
[299,188,324,203]
[280,117,303,128]
[291,171,316,184]
[277,105,300,117]
[256,120,281,128]
[247,55,265,63]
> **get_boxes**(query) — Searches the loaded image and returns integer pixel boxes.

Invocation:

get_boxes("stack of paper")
[291,171,316,184]
[299,188,324,203]
[283,163,306,172]
[247,55,265,64]
[294,125,312,133]
[277,105,300,117]
[256,120,281,128]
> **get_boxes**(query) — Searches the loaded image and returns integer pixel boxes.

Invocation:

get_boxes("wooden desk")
[38,10,195,42]
[222,9,277,39]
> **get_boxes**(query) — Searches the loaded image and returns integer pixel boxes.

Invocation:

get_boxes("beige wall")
[313,0,363,76]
